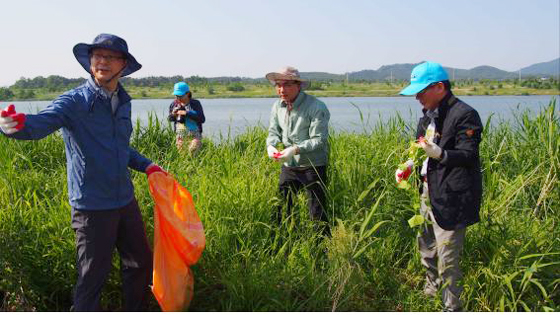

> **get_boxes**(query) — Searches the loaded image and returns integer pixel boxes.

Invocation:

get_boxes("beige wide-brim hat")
[265,66,309,89]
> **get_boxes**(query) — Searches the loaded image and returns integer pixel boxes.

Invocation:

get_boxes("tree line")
[9,75,265,90]
[0,75,557,101]
[0,75,273,100]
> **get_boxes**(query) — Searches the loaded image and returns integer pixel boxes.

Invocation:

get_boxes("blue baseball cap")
[399,62,449,95]
[173,82,190,96]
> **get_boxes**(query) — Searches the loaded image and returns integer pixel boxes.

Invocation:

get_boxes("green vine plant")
[396,137,428,229]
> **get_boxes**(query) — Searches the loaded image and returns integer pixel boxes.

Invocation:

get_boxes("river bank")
[4,80,558,101]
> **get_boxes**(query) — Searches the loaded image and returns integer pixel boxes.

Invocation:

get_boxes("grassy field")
[9,80,560,101]
[0,101,559,311]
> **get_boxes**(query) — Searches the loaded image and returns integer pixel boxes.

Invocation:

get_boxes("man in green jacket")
[265,66,330,235]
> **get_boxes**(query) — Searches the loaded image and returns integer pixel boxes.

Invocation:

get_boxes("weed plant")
[0,101,558,311]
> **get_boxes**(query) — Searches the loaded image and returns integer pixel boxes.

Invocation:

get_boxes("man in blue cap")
[168,81,205,153]
[0,33,166,311]
[397,61,483,311]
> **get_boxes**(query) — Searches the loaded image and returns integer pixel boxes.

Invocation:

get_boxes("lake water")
[8,95,558,140]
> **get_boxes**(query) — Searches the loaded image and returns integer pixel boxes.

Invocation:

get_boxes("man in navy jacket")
[0,34,165,311]
[397,62,483,311]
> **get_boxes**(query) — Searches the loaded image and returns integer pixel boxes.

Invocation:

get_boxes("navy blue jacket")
[416,93,483,230]
[4,78,152,210]
[168,99,205,133]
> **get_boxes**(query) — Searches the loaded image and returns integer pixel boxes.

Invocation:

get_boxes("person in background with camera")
[168,81,205,154]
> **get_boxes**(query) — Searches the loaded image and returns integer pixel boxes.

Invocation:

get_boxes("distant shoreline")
[6,90,559,102]
[2,80,558,102]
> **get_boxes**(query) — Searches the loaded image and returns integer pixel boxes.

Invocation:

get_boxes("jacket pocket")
[68,152,86,201]
[120,118,133,138]
[71,153,86,186]
[116,108,133,140]
[445,167,472,192]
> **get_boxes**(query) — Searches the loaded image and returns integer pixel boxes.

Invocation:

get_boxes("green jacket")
[266,92,330,167]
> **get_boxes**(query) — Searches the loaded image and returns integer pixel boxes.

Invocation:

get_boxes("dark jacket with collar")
[416,93,483,230]
[168,99,205,133]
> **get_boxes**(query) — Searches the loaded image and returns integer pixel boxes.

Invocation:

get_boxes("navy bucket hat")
[73,33,142,77]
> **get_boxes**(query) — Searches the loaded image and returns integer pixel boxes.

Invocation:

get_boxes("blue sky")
[0,0,558,86]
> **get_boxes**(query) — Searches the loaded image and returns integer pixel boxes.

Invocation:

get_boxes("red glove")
[145,163,167,177]
[0,104,26,134]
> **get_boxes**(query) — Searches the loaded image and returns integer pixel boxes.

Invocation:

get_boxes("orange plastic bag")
[148,172,205,311]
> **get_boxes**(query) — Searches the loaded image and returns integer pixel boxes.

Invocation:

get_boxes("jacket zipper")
[286,107,294,167]
[112,104,120,204]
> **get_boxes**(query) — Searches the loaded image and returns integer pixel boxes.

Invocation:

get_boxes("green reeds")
[0,100,558,311]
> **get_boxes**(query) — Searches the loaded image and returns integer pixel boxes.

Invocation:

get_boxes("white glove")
[0,104,26,134]
[267,145,279,159]
[277,146,298,162]
[420,139,443,159]
[395,160,414,183]
[0,115,17,134]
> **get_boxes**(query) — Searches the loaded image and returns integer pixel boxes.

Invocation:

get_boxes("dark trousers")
[277,165,329,232]
[71,198,153,311]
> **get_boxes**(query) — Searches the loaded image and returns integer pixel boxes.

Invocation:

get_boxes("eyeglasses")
[91,53,125,63]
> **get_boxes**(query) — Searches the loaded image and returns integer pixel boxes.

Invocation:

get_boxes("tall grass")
[1,100,558,311]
